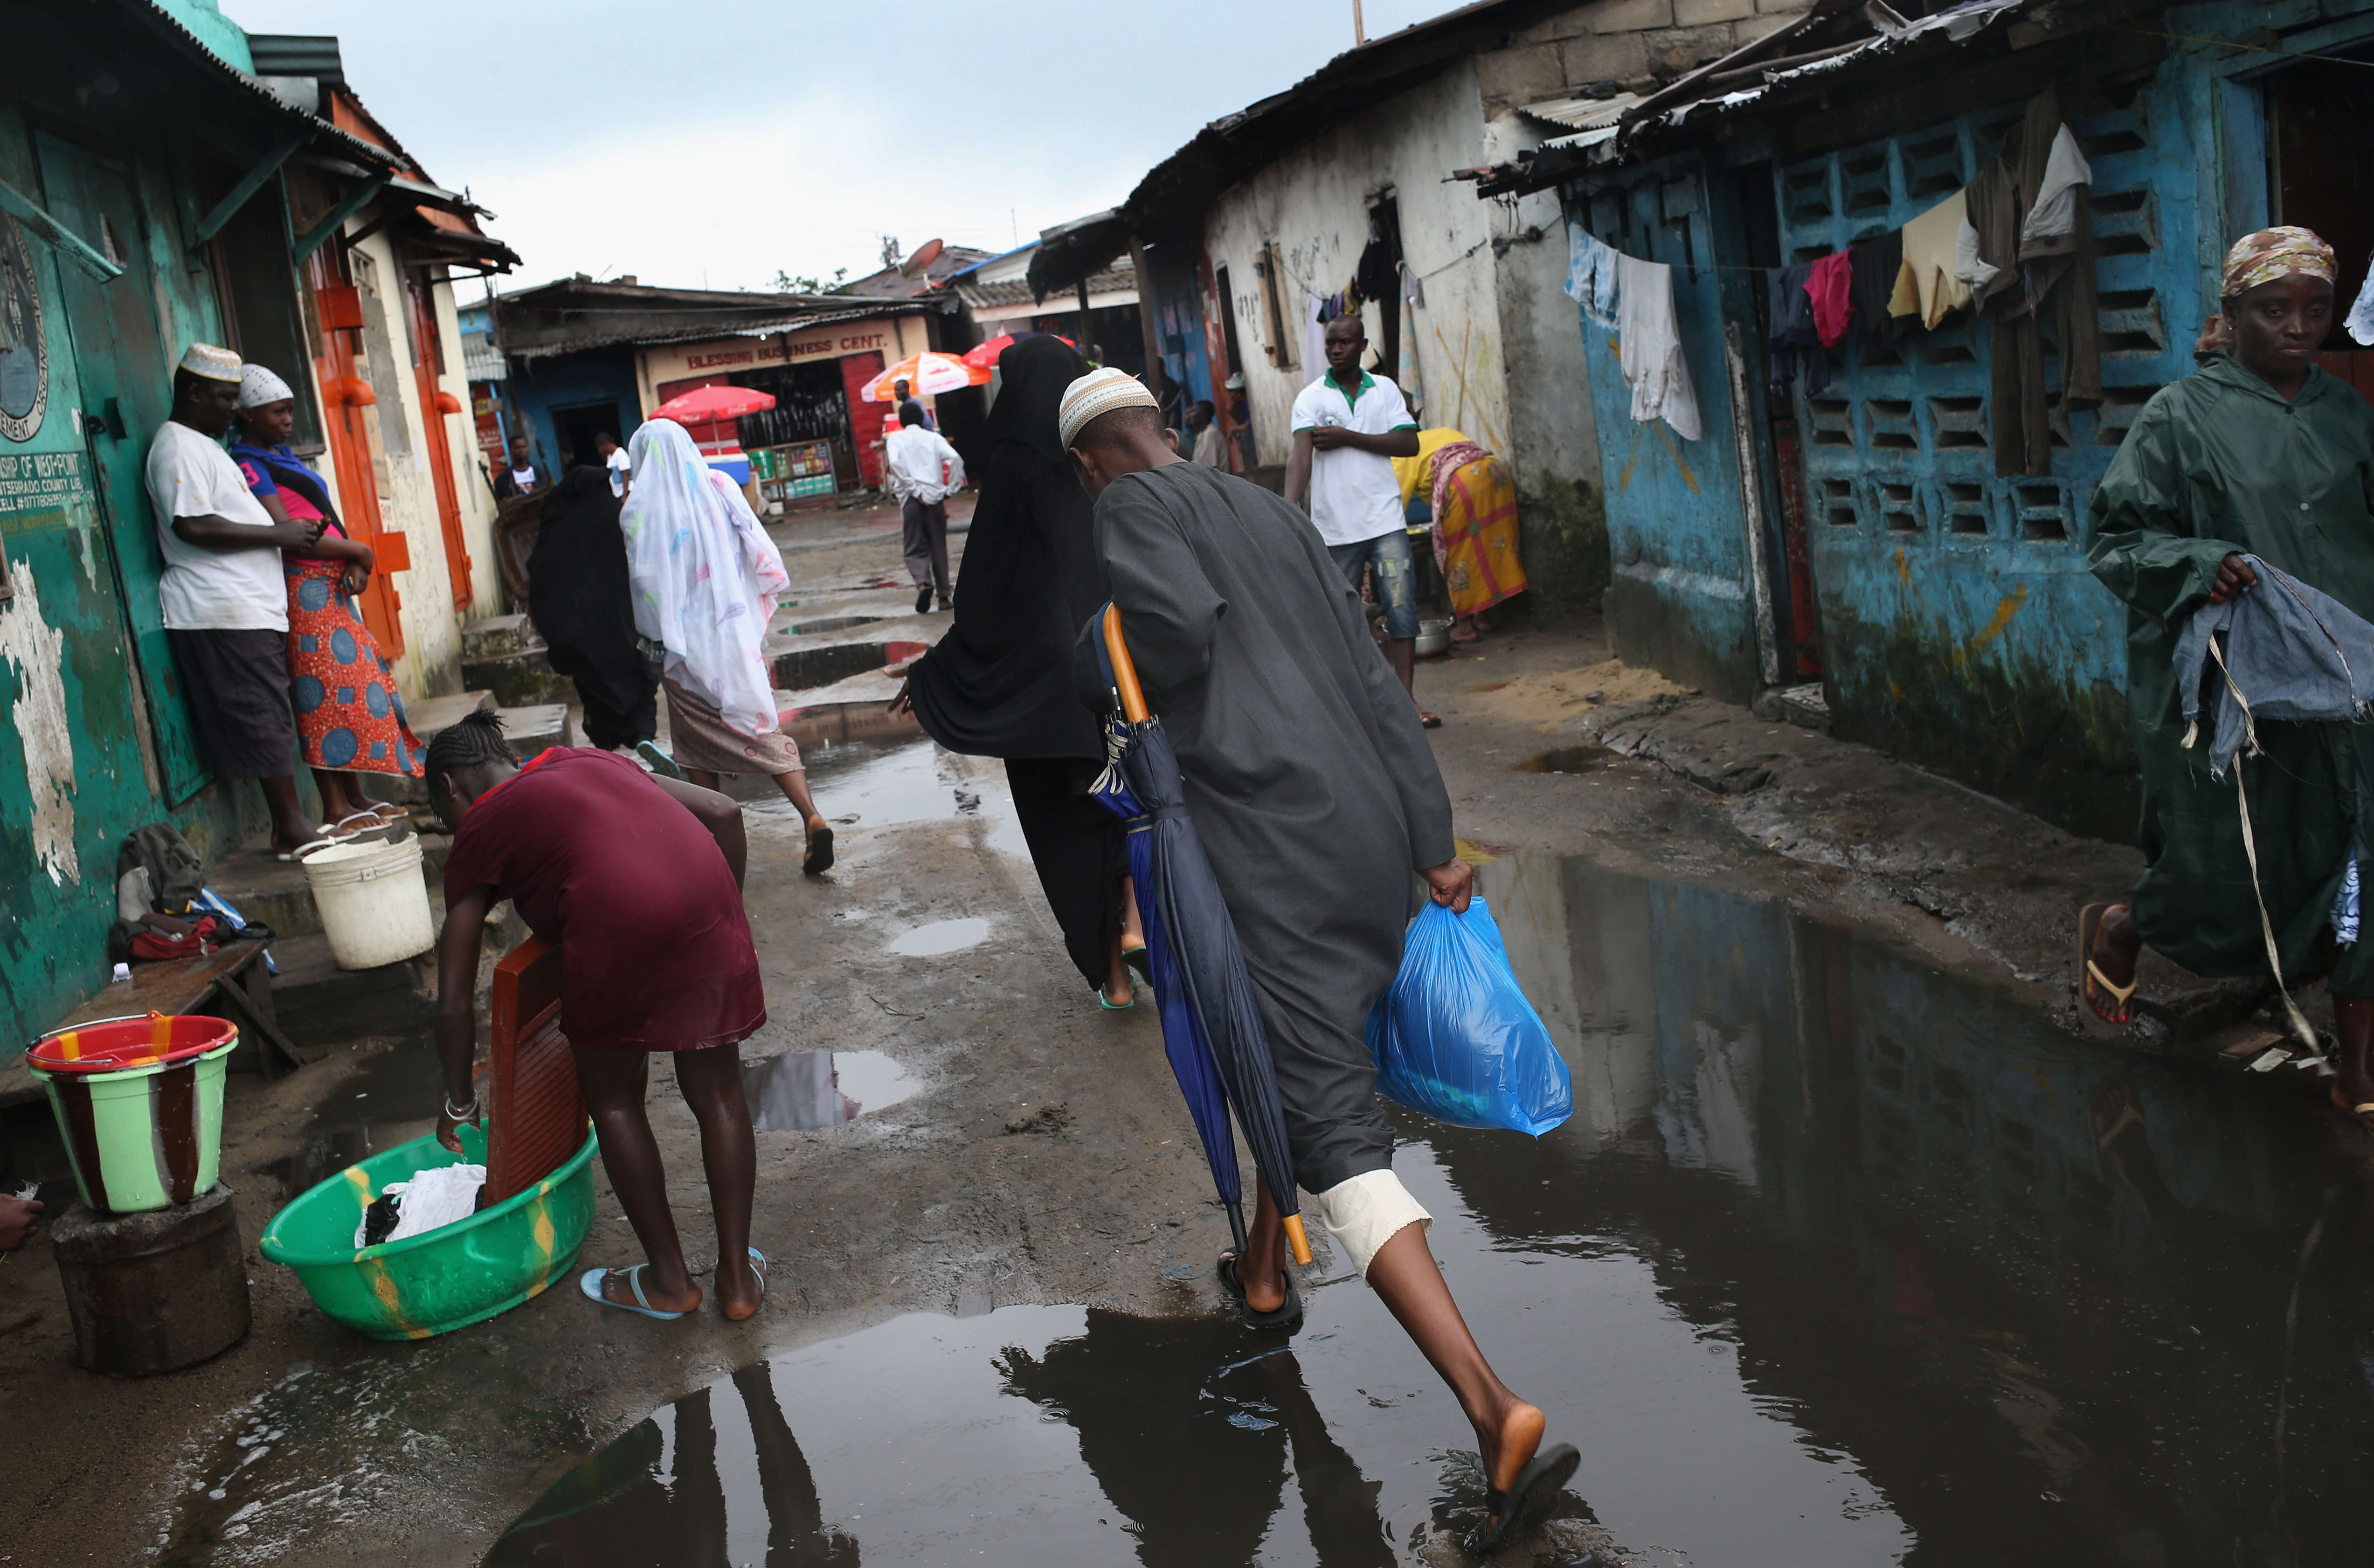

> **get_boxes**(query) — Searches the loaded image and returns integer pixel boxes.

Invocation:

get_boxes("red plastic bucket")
[29,1012,237,1074]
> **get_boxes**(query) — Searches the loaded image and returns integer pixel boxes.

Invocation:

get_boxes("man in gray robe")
[1058,368,1574,1546]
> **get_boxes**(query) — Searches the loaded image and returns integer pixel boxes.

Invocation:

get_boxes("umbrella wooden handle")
[1102,605,1151,725]
[1282,1214,1314,1267]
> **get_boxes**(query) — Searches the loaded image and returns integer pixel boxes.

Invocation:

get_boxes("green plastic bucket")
[259,1122,598,1340]
[27,1013,240,1214]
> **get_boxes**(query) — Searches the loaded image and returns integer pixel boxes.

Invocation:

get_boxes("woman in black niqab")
[528,465,658,750]
[899,333,1142,1003]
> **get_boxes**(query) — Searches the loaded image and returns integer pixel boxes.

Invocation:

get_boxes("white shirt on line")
[1288,368,1417,547]
[144,419,287,632]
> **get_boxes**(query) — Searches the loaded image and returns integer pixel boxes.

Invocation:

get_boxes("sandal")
[1474,1443,1581,1553]
[2078,902,2137,1025]
[1098,981,1135,1012]
[803,819,835,876]
[1417,709,1443,730]
[2329,1084,2374,1133]
[1216,1250,1301,1332]
[1121,941,1152,987]
[579,1263,687,1321]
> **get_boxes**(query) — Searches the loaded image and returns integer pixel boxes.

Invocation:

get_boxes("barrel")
[49,1184,250,1375]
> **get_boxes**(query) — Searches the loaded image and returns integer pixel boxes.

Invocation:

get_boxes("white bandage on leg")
[1315,1168,1432,1277]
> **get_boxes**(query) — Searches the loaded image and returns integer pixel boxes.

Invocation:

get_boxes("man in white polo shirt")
[145,342,333,855]
[1286,314,1430,725]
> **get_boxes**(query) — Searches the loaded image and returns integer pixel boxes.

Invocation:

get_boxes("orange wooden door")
[305,249,406,658]
[406,275,475,609]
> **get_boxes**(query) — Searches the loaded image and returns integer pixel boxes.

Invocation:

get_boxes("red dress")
[443,748,765,1050]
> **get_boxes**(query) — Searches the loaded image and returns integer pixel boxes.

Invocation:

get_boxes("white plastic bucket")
[300,833,436,970]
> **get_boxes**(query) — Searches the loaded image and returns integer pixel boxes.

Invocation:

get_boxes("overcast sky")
[222,0,1453,294]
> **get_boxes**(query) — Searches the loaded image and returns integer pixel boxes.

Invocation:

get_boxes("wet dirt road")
[478,855,2374,1568]
[8,516,2374,1564]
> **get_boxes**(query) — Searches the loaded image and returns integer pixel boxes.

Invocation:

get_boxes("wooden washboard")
[484,933,588,1205]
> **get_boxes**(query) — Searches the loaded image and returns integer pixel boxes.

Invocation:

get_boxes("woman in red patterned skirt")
[232,366,422,831]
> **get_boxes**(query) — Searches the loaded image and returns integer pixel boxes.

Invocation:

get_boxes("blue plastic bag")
[1365,898,1571,1135]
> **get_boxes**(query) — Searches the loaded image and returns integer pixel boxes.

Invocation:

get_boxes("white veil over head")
[618,418,790,735]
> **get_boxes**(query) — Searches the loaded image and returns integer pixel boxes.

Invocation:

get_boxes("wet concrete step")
[264,932,438,1049]
[460,647,575,708]
[462,613,542,660]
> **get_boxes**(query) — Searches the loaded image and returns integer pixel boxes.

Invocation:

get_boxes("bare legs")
[684,766,830,859]
[309,768,402,826]
[572,1040,762,1319]
[2083,903,2141,1023]
[1235,1183,1543,1493]
[260,775,330,855]
[1103,878,1146,1007]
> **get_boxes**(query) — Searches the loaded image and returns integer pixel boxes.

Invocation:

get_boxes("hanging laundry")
[1564,221,1622,329]
[2020,123,2094,245]
[1398,286,1426,413]
[1766,263,1829,394]
[1889,189,1972,328]
[1848,232,1905,350]
[1355,222,1395,303]
[1807,252,1855,347]
[2347,257,2374,346]
[1964,87,2101,477]
[1401,258,1426,310]
[1615,253,1701,441]
[1952,217,2000,295]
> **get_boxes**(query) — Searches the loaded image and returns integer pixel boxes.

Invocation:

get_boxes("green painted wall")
[0,104,260,1055]
[149,0,256,74]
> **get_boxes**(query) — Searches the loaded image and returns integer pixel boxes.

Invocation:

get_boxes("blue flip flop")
[726,1248,768,1321]
[580,1263,685,1320]
[636,741,686,781]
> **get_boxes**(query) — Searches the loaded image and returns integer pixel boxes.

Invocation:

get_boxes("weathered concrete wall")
[0,106,257,1055]
[1475,0,1811,116]
[1202,63,1507,472]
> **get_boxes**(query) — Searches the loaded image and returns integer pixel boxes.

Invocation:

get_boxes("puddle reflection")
[477,853,2374,1565]
[744,1050,917,1132]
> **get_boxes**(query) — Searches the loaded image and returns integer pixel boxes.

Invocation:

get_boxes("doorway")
[2268,55,2374,401]
[552,399,631,473]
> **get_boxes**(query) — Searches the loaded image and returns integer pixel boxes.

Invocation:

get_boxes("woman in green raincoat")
[2081,226,2374,1128]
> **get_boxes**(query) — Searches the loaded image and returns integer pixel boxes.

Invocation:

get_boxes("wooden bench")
[0,940,303,1109]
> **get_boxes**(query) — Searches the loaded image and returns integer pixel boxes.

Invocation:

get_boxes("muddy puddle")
[745,738,1026,858]
[1514,744,1614,775]
[744,1049,918,1131]
[478,853,2374,1567]
[261,1041,446,1201]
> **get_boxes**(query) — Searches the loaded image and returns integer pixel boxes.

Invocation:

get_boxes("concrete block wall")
[1477,0,1812,117]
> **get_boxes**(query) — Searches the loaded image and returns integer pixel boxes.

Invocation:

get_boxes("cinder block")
[1676,0,1757,26]
[1589,0,1675,34]
[1561,32,1649,83]
[1479,43,1567,111]
[1514,4,1599,44]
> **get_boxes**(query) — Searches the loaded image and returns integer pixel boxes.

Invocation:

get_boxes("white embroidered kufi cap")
[1056,367,1160,451]
[178,342,242,382]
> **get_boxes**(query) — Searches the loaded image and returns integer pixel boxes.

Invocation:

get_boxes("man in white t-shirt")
[884,399,966,613]
[597,429,630,498]
[1286,315,1428,723]
[145,343,334,853]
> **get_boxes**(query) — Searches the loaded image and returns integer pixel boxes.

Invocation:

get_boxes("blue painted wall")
[1569,159,1767,703]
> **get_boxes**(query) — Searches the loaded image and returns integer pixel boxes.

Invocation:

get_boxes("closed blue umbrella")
[1088,606,1312,1268]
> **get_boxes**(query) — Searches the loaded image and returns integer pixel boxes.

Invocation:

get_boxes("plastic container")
[27,1013,241,1213]
[299,832,435,969]
[260,1121,597,1340]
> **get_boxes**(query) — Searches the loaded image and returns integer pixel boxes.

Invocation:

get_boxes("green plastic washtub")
[260,1122,598,1340]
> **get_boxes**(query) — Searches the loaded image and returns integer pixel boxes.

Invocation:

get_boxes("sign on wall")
[0,217,47,444]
